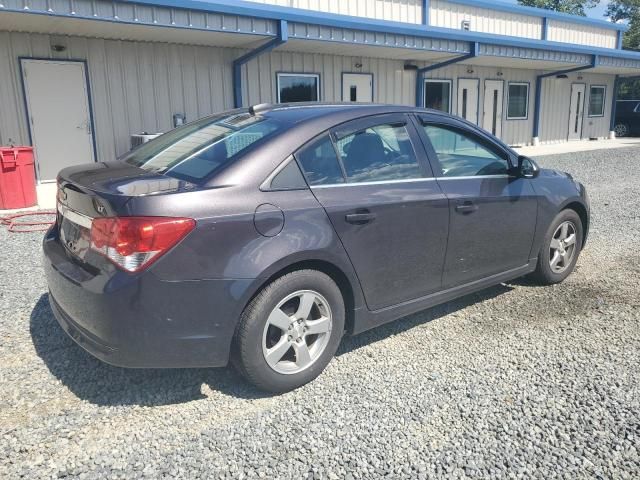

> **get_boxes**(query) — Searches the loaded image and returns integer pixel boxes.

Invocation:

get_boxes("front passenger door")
[296,114,449,311]
[417,117,538,288]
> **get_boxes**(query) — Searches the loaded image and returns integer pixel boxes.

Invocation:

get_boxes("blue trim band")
[443,0,627,31]
[233,19,287,108]
[415,42,478,107]
[532,55,597,139]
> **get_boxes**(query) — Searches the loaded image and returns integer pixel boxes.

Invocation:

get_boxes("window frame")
[423,79,453,114]
[416,116,514,179]
[276,72,321,103]
[588,85,607,118]
[506,82,530,121]
[330,113,433,185]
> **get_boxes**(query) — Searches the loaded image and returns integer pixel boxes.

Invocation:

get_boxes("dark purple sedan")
[44,103,589,392]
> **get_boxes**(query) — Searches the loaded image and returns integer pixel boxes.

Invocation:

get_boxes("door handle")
[345,211,376,225]
[455,201,478,214]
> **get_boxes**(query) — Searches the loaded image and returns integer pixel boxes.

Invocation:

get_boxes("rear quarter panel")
[126,185,366,311]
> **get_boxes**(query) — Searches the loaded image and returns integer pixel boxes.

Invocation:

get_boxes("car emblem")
[93,199,107,215]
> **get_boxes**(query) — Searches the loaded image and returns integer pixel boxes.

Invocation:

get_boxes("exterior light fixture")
[497,71,503,77]
[467,67,474,74]
[556,74,569,79]
[354,62,363,69]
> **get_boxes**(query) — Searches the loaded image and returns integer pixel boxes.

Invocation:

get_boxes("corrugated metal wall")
[242,52,416,107]
[0,31,238,160]
[0,31,618,162]
[429,0,542,39]
[547,20,617,49]
[415,62,536,145]
[246,0,423,24]
[538,73,615,143]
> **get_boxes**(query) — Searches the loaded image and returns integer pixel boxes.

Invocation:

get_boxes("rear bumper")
[43,226,254,368]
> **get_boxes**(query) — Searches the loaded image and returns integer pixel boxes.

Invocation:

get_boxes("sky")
[503,1,610,20]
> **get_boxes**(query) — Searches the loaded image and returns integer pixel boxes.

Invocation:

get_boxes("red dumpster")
[0,147,37,210]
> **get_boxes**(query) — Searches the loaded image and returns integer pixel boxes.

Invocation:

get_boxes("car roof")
[255,102,448,123]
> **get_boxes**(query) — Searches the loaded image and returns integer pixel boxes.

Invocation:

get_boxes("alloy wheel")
[549,221,577,274]
[614,123,628,137]
[262,290,333,375]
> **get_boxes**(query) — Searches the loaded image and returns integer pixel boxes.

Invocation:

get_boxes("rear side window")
[296,135,345,186]
[335,123,421,183]
[122,112,282,183]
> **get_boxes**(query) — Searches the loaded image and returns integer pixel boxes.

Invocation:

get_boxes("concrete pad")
[513,137,640,157]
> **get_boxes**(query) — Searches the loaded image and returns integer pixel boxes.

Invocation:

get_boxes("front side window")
[296,135,344,186]
[122,112,281,183]
[424,80,451,113]
[423,124,509,177]
[588,85,606,117]
[277,73,320,103]
[507,83,529,120]
[334,123,421,183]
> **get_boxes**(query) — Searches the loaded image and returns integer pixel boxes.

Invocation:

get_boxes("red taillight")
[90,216,195,272]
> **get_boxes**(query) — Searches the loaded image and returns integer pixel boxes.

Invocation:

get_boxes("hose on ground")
[0,211,56,233]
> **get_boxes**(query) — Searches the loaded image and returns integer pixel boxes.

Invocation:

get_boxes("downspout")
[532,54,597,146]
[422,0,429,26]
[233,20,288,108]
[609,75,620,139]
[416,42,478,107]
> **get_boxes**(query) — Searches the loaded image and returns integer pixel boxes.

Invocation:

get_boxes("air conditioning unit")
[130,133,162,150]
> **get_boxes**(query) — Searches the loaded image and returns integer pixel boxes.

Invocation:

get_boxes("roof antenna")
[249,103,272,115]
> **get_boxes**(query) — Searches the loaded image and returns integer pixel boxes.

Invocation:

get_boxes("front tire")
[531,209,583,285]
[234,270,345,393]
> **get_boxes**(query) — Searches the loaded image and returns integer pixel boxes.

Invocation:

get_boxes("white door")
[457,78,479,124]
[568,83,586,141]
[482,80,504,138]
[21,60,95,182]
[342,73,373,102]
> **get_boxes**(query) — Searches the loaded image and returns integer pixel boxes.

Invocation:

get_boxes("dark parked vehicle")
[44,104,590,392]
[614,99,640,137]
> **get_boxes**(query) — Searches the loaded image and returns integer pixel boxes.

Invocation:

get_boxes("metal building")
[1,0,639,185]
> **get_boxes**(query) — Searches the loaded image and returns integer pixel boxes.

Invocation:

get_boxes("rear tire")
[530,209,583,285]
[234,269,345,393]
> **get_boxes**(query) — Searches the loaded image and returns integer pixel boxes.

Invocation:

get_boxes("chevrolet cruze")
[44,103,589,392]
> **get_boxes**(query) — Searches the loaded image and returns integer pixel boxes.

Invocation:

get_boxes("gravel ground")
[1,147,639,479]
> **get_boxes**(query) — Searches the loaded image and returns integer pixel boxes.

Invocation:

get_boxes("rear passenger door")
[416,114,538,288]
[295,114,449,311]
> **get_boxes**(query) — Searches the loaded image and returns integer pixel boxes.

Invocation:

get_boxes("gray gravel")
[1,147,639,479]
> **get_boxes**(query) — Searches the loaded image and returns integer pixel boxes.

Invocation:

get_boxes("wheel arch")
[241,258,362,337]
[563,201,589,247]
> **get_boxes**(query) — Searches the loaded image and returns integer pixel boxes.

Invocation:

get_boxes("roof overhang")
[1,0,640,75]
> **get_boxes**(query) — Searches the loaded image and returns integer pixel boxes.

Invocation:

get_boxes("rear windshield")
[122,112,282,183]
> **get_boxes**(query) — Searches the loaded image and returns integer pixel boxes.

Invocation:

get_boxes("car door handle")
[455,201,478,214]
[345,212,376,225]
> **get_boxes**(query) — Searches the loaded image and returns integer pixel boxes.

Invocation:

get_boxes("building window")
[424,80,451,113]
[507,82,529,120]
[588,85,606,117]
[277,73,320,103]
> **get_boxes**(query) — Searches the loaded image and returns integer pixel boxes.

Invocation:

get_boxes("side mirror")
[516,155,540,179]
